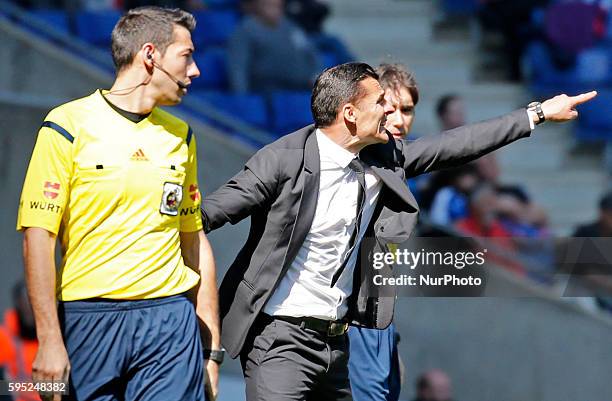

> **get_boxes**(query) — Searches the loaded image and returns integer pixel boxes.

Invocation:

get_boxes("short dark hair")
[311,62,379,128]
[416,374,429,392]
[111,7,196,73]
[436,94,460,118]
[376,63,419,105]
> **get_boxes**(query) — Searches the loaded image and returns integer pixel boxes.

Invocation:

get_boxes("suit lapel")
[281,131,321,272]
[370,165,419,211]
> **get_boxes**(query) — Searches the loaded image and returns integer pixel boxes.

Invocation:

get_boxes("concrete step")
[326,0,433,19]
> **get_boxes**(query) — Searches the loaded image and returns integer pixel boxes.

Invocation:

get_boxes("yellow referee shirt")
[17,90,203,301]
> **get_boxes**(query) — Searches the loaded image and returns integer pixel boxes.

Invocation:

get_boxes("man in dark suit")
[201,62,595,401]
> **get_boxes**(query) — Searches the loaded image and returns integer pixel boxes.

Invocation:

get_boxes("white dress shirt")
[264,130,383,320]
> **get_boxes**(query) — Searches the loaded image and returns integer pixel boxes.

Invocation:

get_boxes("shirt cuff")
[526,109,536,130]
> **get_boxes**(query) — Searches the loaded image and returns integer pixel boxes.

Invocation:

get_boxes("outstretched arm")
[401,91,597,177]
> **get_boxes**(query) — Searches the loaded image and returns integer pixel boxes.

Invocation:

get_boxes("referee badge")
[160,182,183,216]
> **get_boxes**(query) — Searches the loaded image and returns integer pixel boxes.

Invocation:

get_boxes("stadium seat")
[192,47,228,90]
[204,0,239,8]
[191,10,240,47]
[441,0,479,16]
[577,90,612,130]
[194,91,268,128]
[574,126,611,143]
[574,90,612,143]
[75,10,121,48]
[29,9,70,34]
[270,91,312,135]
[523,41,591,97]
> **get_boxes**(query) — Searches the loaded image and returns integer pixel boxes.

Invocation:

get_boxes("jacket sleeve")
[201,146,280,233]
[400,109,532,177]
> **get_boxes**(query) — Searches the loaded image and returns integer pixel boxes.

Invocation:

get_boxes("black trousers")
[240,314,353,401]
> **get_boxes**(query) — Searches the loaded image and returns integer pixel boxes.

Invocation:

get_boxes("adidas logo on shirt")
[131,148,148,161]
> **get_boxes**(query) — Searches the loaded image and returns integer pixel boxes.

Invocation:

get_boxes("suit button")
[380,226,385,232]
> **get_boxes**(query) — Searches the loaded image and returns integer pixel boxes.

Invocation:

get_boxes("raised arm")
[400,91,597,177]
[201,146,280,233]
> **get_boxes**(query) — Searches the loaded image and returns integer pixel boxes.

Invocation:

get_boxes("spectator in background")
[436,94,465,131]
[569,191,612,313]
[436,94,501,185]
[228,0,323,93]
[420,94,469,211]
[455,184,525,275]
[429,164,479,226]
[455,183,511,238]
[496,185,549,238]
[285,0,329,33]
[0,282,39,401]
[285,0,354,67]
[573,190,612,237]
[412,369,453,401]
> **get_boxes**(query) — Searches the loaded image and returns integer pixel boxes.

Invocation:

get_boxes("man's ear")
[343,103,357,124]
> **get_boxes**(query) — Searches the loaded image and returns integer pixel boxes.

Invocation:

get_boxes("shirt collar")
[316,129,356,169]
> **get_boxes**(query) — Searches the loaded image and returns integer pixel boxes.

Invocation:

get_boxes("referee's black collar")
[100,90,151,124]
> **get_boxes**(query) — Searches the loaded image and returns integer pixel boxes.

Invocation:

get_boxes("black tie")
[330,158,366,287]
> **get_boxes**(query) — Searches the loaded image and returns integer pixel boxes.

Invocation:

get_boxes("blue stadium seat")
[29,9,70,34]
[524,41,586,97]
[75,10,121,48]
[270,91,312,135]
[321,51,340,70]
[442,0,479,16]
[192,47,228,90]
[194,91,268,128]
[574,90,612,142]
[577,91,612,129]
[192,10,239,47]
[204,0,239,8]
[574,126,612,143]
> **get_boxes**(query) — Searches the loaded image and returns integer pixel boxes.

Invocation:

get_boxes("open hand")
[541,91,598,122]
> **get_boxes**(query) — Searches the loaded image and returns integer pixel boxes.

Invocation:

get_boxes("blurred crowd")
[443,0,612,175]
[11,0,353,92]
[407,92,612,316]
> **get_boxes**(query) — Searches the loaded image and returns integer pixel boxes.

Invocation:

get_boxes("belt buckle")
[327,322,348,337]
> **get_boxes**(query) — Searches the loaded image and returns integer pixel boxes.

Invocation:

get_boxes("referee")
[16,7,220,401]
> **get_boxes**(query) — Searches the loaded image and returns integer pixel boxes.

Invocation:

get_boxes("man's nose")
[189,61,200,79]
[388,111,402,127]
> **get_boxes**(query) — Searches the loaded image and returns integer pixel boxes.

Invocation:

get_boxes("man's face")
[472,187,498,228]
[351,77,388,145]
[422,371,453,401]
[154,25,200,106]
[441,98,465,130]
[383,86,415,139]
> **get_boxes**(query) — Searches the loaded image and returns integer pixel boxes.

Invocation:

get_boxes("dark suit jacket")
[201,109,531,358]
